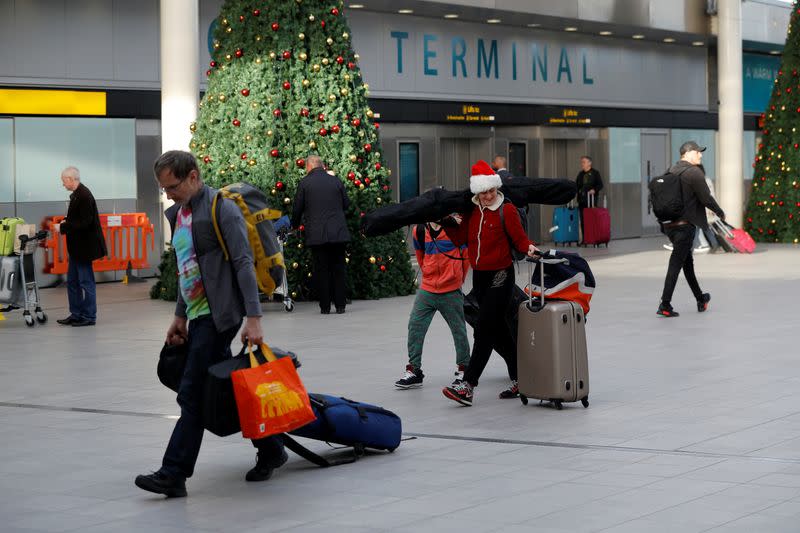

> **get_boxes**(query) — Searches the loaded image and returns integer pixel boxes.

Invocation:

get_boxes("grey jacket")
[667,161,725,229]
[165,184,261,333]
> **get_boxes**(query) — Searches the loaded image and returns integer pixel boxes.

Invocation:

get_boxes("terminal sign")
[446,104,495,123]
[548,108,591,125]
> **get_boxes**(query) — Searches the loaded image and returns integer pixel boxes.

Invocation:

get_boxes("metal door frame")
[640,129,670,236]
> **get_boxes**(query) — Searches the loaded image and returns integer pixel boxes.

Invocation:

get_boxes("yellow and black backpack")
[211,183,285,296]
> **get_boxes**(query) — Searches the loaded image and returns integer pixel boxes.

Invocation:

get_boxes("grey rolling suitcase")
[517,256,589,410]
[0,255,21,305]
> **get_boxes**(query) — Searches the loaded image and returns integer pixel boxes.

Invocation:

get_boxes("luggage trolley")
[0,231,49,327]
[274,217,294,313]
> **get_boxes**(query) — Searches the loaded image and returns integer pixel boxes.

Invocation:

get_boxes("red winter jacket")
[449,193,533,271]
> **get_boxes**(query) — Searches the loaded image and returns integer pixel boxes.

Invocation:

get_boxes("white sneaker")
[694,246,710,254]
[454,365,465,382]
[663,244,673,251]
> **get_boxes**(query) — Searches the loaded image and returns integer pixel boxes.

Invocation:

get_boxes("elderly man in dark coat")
[57,166,107,327]
[291,155,351,314]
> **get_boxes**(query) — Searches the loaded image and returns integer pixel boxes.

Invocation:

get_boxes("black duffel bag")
[203,344,301,437]
[157,342,189,393]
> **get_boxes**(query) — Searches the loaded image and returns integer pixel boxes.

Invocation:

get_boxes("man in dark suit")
[57,167,107,327]
[491,155,512,181]
[291,155,351,314]
[575,156,604,244]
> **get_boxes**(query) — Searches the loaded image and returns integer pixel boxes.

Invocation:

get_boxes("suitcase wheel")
[519,394,528,406]
[553,400,563,410]
[581,397,589,408]
[24,313,34,327]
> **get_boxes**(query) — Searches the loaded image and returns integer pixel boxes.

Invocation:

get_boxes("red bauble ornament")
[354,179,362,187]
[331,8,339,16]
[271,22,280,31]
[347,61,355,70]
[300,108,310,117]
[375,163,381,171]
[206,69,211,76]
[270,149,279,158]
[364,178,371,185]
[374,122,380,129]
[241,88,250,96]
[282,81,291,90]
[253,9,260,16]
[299,225,305,232]
[232,119,241,127]
[235,49,243,58]
[779,201,785,206]
[336,56,344,65]
[331,124,340,134]
[360,211,365,217]
[347,171,356,180]
[382,185,389,192]
[203,156,211,164]
[210,61,217,67]
[364,143,372,152]
[276,181,285,190]
[320,20,326,28]
[239,15,245,22]
[317,113,325,122]
[319,128,328,136]
[380,265,386,272]
[241,153,248,160]
[351,118,361,127]
[357,157,363,163]
[273,109,282,117]
[296,158,305,168]
[282,50,291,59]
[747,217,753,223]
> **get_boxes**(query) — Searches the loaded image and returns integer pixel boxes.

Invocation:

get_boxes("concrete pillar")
[717,0,744,227]
[159,0,199,245]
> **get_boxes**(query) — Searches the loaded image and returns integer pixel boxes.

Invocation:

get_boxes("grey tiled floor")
[1,238,799,532]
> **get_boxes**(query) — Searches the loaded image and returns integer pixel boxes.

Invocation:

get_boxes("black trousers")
[661,224,703,305]
[161,315,284,479]
[463,267,518,387]
[311,243,347,311]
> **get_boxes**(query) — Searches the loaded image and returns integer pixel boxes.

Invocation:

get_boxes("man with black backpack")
[650,141,725,317]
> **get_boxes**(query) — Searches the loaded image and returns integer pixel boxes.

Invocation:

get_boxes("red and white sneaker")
[442,381,473,406]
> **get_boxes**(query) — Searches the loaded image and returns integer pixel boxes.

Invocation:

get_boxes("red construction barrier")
[41,213,155,275]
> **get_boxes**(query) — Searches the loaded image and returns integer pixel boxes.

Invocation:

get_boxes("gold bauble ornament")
[326,37,334,45]
[359,184,365,190]
[328,94,337,102]
[251,102,258,109]
[269,51,276,59]
[283,162,290,169]
[292,262,299,269]
[309,14,315,21]
[299,52,308,61]
[366,109,374,118]
[369,256,376,264]
[358,130,365,138]
[201,143,208,150]
[226,27,232,33]
[354,53,360,60]
[344,73,351,82]
[375,152,381,158]
[284,197,291,204]
[221,65,227,70]
[345,257,350,264]
[213,41,220,49]
[343,32,349,40]
[220,169,226,175]
[307,272,312,278]
[221,18,229,26]
[377,197,382,204]
[248,159,257,166]
[302,79,310,87]
[312,64,320,72]
[267,130,273,136]
[189,122,197,132]
[297,243,304,249]
[322,58,330,66]
[228,163,236,170]
[271,188,277,195]
[245,134,252,141]
[349,154,357,162]
[299,33,306,40]
[255,57,262,64]
[218,93,226,102]
[340,88,349,96]
[363,83,370,90]
[309,140,317,149]
[387,169,392,176]
[255,35,262,41]
[190,142,197,149]
[291,292,297,299]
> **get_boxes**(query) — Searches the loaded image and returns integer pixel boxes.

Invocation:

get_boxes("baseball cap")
[679,141,706,155]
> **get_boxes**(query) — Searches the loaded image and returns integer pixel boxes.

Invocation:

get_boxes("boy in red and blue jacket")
[395,221,470,389]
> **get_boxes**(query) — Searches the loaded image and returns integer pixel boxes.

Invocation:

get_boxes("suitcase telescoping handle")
[525,252,570,309]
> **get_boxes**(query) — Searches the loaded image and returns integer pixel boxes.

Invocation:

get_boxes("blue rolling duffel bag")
[283,393,402,467]
[552,206,579,245]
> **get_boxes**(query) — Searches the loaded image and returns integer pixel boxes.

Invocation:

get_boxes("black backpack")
[498,203,529,262]
[648,169,687,223]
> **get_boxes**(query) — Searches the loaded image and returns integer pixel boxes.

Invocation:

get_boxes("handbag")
[231,343,316,439]
[157,342,188,393]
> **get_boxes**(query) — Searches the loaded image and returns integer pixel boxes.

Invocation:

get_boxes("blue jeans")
[67,259,96,322]
[161,315,285,479]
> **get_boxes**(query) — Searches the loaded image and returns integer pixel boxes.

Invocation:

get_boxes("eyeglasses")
[158,179,187,194]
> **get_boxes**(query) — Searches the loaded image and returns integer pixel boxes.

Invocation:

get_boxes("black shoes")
[697,293,711,313]
[320,308,330,315]
[57,316,77,325]
[442,380,474,406]
[245,448,289,482]
[71,319,96,327]
[498,380,520,399]
[335,307,346,314]
[395,365,424,389]
[135,471,187,498]
[656,303,679,318]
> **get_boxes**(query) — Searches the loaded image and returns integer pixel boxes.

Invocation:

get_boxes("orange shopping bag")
[231,343,316,439]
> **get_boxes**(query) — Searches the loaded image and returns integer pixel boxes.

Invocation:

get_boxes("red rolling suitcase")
[582,195,610,247]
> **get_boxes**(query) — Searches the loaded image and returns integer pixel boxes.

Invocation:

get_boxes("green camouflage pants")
[407,288,470,369]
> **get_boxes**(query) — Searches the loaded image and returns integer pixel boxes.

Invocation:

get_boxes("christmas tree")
[744,0,800,244]
[150,246,179,301]
[189,0,414,299]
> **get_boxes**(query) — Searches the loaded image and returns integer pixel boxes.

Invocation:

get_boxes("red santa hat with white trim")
[469,160,503,194]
